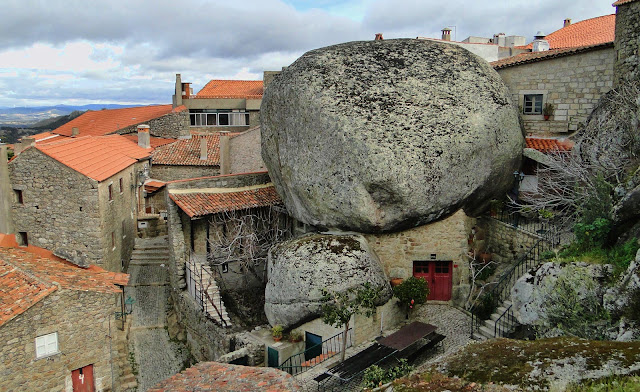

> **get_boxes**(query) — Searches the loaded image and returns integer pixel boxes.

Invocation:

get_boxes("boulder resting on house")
[261,39,524,233]
[264,234,392,329]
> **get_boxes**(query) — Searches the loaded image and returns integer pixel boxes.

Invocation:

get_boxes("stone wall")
[497,46,614,135]
[151,164,220,183]
[97,162,143,272]
[0,290,123,392]
[478,216,543,264]
[117,111,189,139]
[137,216,167,238]
[364,210,474,308]
[9,148,103,266]
[229,128,265,174]
[167,171,271,191]
[614,1,640,86]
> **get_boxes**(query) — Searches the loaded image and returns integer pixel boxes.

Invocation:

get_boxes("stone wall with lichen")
[614,1,640,86]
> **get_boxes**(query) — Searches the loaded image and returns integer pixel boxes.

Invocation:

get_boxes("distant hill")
[0,103,164,126]
[30,110,85,130]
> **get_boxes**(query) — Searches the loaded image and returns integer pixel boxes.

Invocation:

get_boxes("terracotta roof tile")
[31,131,66,145]
[613,0,638,6]
[148,361,301,392]
[525,137,574,153]
[524,14,615,50]
[169,184,282,218]
[54,105,173,137]
[152,134,238,166]
[35,135,151,182]
[121,134,177,149]
[0,245,128,327]
[491,42,613,69]
[144,180,166,193]
[195,80,263,99]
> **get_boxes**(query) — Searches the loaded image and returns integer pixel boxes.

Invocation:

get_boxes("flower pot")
[390,278,404,287]
[273,336,282,342]
[479,253,492,263]
[544,115,550,121]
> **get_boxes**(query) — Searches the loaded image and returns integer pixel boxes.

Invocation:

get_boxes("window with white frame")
[189,109,250,127]
[523,94,543,115]
[35,332,59,358]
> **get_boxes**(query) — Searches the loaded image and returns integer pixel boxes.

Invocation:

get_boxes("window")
[18,232,28,246]
[108,184,113,201]
[111,231,115,249]
[523,94,543,115]
[122,220,126,238]
[13,189,23,204]
[189,109,250,127]
[119,178,124,193]
[35,332,58,358]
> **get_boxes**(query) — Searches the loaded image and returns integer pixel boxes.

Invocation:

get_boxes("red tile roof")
[148,361,301,392]
[0,244,128,327]
[524,14,615,50]
[152,134,238,166]
[195,80,264,99]
[491,42,613,69]
[613,0,638,5]
[121,134,177,149]
[31,131,66,145]
[525,137,574,153]
[53,105,173,137]
[35,135,151,182]
[169,184,282,218]
[144,180,166,193]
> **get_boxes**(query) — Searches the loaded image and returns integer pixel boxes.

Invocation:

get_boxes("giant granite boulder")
[264,234,392,329]
[261,39,524,233]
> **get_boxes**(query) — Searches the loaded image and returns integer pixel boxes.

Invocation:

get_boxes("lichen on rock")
[261,38,524,233]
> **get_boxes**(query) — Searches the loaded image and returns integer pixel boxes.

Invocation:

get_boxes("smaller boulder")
[265,234,392,329]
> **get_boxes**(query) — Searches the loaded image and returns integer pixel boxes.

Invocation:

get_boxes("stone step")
[130,252,169,259]
[131,249,169,256]
[477,325,495,339]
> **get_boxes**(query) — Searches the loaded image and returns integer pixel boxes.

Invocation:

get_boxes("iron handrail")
[494,304,514,338]
[278,328,353,376]
[186,255,228,328]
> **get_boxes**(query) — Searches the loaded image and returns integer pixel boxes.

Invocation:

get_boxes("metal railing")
[491,207,562,245]
[494,304,516,338]
[186,255,228,327]
[278,329,353,376]
[471,238,550,338]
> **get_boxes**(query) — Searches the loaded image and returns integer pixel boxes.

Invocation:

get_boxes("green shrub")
[574,218,611,251]
[393,277,429,312]
[474,291,497,320]
[535,265,611,340]
[361,359,414,389]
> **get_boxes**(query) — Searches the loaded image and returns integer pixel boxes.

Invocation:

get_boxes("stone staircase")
[472,300,517,341]
[191,256,232,328]
[129,236,170,267]
[113,320,138,391]
[300,352,337,368]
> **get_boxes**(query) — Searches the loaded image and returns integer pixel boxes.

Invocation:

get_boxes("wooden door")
[71,364,95,392]
[413,260,452,301]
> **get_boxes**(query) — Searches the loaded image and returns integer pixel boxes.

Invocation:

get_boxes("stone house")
[8,134,152,272]
[419,28,527,62]
[492,14,616,135]
[173,74,263,133]
[0,234,129,392]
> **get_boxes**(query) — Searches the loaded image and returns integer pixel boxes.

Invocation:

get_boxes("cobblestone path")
[126,237,189,391]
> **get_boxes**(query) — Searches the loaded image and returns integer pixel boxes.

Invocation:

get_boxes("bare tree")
[207,206,293,281]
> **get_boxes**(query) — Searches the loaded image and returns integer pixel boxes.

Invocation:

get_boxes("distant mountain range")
[0,104,163,127]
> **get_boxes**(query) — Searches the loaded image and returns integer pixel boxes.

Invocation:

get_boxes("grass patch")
[555,238,639,277]
[442,338,640,389]
[567,374,640,391]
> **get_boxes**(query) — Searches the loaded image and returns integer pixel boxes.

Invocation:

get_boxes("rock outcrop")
[261,39,524,233]
[264,234,392,329]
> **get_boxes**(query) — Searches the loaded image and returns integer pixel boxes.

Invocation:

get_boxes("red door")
[413,260,452,301]
[71,364,95,392]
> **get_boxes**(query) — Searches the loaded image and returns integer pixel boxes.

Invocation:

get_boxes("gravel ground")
[295,304,473,391]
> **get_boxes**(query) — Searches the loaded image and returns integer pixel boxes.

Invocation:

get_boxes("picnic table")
[314,321,445,390]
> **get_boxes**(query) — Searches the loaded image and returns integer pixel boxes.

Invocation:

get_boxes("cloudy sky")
[0,0,615,107]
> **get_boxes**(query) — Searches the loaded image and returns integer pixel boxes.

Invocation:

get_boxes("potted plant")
[392,277,430,318]
[272,325,283,342]
[390,277,404,287]
[288,330,303,343]
[543,103,554,120]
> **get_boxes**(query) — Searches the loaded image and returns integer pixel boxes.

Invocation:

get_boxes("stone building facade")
[0,244,129,392]
[614,0,640,86]
[116,109,189,139]
[495,45,615,135]
[229,127,265,174]
[8,137,149,272]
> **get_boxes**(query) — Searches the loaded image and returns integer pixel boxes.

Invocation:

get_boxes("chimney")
[137,124,151,149]
[564,18,572,27]
[21,137,35,152]
[72,127,79,137]
[441,28,452,41]
[532,31,550,52]
[219,132,230,175]
[199,137,208,160]
[0,143,15,234]
[374,33,384,40]
[174,74,182,107]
